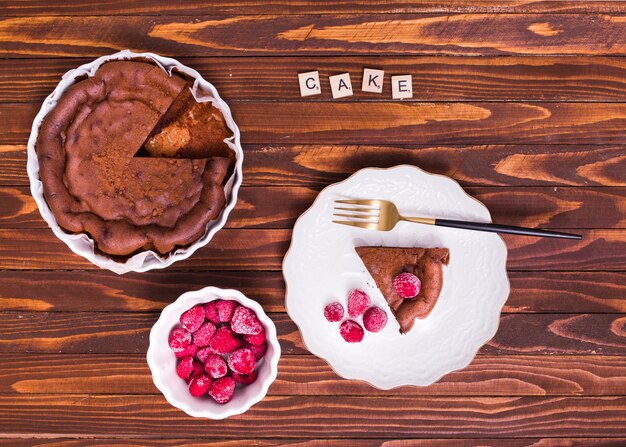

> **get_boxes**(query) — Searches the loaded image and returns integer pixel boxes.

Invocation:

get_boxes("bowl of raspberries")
[147,286,280,419]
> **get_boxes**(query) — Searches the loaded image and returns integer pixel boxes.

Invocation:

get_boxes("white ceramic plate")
[283,165,510,389]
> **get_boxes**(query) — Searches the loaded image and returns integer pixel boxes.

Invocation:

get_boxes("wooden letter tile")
[391,75,413,99]
[298,71,321,97]
[362,68,384,93]
[329,73,353,99]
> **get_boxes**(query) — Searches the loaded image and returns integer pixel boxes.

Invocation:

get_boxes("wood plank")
[1,353,625,397]
[6,1,626,16]
[10,56,626,103]
[1,439,625,447]
[0,271,624,314]
[1,394,626,438]
[2,186,624,230]
[5,143,625,188]
[10,102,626,146]
[0,228,622,271]
[0,312,624,356]
[2,14,626,58]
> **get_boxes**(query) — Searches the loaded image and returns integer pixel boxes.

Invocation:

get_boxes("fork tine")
[334,206,379,214]
[333,220,379,230]
[332,213,379,221]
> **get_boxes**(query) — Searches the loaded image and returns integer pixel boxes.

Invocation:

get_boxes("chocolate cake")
[35,60,234,257]
[355,247,450,333]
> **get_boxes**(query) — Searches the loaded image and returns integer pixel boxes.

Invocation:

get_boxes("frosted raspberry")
[243,341,267,361]
[204,354,228,379]
[190,359,205,380]
[208,326,242,354]
[188,374,212,397]
[174,343,198,359]
[244,330,266,345]
[168,327,192,353]
[209,377,236,404]
[228,348,256,375]
[347,289,370,318]
[363,306,388,333]
[176,357,194,380]
[323,302,344,322]
[339,320,364,343]
[230,370,257,385]
[230,306,263,335]
[393,272,421,299]
[204,301,221,324]
[180,305,205,332]
[216,300,238,323]
[193,321,216,347]
[196,347,212,363]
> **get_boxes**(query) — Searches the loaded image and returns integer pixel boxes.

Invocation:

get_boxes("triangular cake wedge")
[355,247,450,334]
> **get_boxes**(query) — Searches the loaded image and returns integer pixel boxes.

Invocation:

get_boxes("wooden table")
[1,1,626,445]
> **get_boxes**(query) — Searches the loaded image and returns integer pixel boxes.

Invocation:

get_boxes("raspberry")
[204,301,221,324]
[168,327,192,353]
[196,347,212,363]
[243,341,267,361]
[176,356,194,380]
[323,302,344,322]
[208,326,242,354]
[209,377,236,404]
[230,306,263,335]
[393,272,421,299]
[347,290,370,318]
[180,305,205,332]
[188,374,212,397]
[363,306,388,333]
[190,359,205,380]
[204,353,228,379]
[230,370,257,385]
[193,321,216,347]
[228,348,256,375]
[216,300,238,323]
[174,343,198,359]
[339,320,364,343]
[243,330,266,345]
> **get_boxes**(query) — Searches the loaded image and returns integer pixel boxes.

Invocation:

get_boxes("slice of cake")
[355,247,450,333]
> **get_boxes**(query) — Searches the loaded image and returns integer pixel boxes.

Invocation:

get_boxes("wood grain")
[1,353,625,397]
[2,186,624,230]
[6,1,626,16]
[0,228,621,271]
[2,394,626,438]
[4,143,625,188]
[10,101,626,145]
[0,312,624,356]
[9,56,626,103]
[0,271,624,314]
[2,14,626,57]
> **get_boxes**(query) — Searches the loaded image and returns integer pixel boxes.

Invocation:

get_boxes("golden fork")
[333,199,582,239]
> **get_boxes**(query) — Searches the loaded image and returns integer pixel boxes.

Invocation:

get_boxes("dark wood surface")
[0,1,625,446]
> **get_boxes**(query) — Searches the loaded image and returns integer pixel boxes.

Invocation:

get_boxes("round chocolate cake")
[35,60,234,257]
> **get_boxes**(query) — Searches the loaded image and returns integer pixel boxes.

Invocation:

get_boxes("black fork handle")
[435,219,582,240]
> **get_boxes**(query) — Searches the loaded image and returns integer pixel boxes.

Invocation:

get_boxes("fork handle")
[435,219,582,240]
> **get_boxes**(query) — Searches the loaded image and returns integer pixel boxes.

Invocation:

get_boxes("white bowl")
[147,287,280,419]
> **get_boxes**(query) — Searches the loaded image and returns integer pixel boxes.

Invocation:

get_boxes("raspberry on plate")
[393,272,421,299]
[243,341,267,361]
[168,327,192,353]
[174,343,198,359]
[204,353,228,379]
[204,301,221,324]
[180,305,205,332]
[216,300,238,323]
[209,377,236,404]
[196,347,212,363]
[230,306,263,335]
[230,370,257,385]
[323,302,344,322]
[243,330,266,345]
[339,320,364,343]
[190,359,205,380]
[176,356,195,380]
[347,289,370,318]
[193,321,217,347]
[208,326,242,354]
[188,374,212,397]
[228,348,256,375]
[363,306,388,333]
